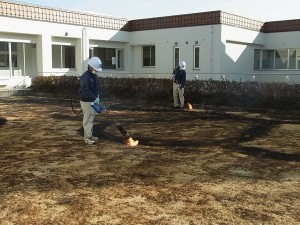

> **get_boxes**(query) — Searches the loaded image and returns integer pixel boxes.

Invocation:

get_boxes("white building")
[0,0,300,88]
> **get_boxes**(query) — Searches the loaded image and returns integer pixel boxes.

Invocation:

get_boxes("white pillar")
[37,34,52,76]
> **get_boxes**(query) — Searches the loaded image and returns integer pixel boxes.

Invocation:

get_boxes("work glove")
[91,102,106,113]
[94,97,100,105]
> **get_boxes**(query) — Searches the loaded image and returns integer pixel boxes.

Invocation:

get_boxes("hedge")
[30,76,300,110]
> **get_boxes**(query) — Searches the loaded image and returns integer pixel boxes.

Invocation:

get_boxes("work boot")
[90,135,99,141]
[84,138,95,145]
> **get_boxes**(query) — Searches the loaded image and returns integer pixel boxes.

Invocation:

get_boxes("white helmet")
[88,57,102,71]
[179,60,186,70]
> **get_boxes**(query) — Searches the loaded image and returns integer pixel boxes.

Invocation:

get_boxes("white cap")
[88,57,102,71]
[179,60,186,70]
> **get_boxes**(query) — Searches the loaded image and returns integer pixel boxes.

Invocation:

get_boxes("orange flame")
[188,102,193,110]
[126,137,139,147]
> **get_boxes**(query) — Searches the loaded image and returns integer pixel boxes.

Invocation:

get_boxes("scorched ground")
[0,96,299,225]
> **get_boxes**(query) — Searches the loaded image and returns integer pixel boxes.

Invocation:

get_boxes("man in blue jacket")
[173,60,186,109]
[79,57,103,144]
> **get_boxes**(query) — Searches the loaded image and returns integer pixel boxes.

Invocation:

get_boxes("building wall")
[263,31,300,49]
[128,25,222,80]
[0,15,130,78]
[0,1,300,84]
[253,31,300,83]
[219,25,265,81]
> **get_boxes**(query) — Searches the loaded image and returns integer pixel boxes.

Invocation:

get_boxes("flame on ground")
[188,102,193,110]
[126,137,139,147]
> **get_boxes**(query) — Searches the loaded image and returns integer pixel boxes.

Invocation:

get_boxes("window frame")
[0,42,18,68]
[90,47,125,70]
[116,49,125,69]
[142,45,155,67]
[255,48,300,70]
[193,45,200,70]
[289,49,300,70]
[52,44,75,69]
[262,50,275,70]
[275,49,288,69]
[173,46,180,69]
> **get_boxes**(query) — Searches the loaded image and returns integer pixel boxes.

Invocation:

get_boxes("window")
[174,47,180,68]
[91,47,124,69]
[289,49,296,69]
[255,48,300,70]
[143,45,155,67]
[194,46,200,69]
[254,49,261,70]
[289,49,300,69]
[262,50,275,69]
[117,49,124,69]
[275,49,288,69]
[63,46,75,68]
[94,47,115,69]
[52,45,75,68]
[0,42,18,67]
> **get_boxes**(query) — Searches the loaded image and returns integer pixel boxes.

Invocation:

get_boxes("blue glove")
[91,102,106,113]
[94,97,100,105]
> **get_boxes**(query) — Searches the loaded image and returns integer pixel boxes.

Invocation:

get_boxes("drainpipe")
[82,28,89,73]
[23,43,26,77]
[209,26,213,75]
[9,42,12,78]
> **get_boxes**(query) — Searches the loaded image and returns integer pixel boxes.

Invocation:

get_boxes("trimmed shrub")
[30,76,300,110]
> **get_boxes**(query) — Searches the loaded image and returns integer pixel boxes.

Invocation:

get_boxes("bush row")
[31,76,300,110]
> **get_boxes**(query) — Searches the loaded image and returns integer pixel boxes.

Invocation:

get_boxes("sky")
[13,0,300,22]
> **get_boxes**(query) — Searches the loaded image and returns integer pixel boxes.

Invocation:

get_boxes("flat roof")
[1,0,300,33]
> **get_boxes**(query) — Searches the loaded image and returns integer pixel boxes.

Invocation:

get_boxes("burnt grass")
[0,94,299,224]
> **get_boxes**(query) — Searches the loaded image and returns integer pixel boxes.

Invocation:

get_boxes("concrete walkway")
[0,87,31,97]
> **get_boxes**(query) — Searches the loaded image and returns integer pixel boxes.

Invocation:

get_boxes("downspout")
[9,42,12,78]
[82,28,89,73]
[209,26,213,75]
[23,43,26,76]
